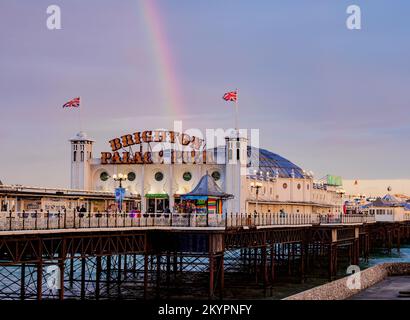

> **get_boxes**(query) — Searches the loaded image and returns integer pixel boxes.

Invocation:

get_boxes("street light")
[113,173,127,188]
[250,181,263,213]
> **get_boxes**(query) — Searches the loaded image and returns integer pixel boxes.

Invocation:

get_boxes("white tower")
[70,132,94,190]
[225,130,248,214]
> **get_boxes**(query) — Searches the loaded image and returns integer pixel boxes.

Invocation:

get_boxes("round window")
[155,172,164,182]
[297,183,301,190]
[100,172,109,182]
[183,172,192,181]
[127,172,136,181]
[211,171,221,181]
[283,183,288,189]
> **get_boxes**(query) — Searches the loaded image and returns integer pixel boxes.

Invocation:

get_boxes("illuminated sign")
[101,130,207,165]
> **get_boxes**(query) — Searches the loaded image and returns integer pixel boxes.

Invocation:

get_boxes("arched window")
[73,151,77,162]
[80,151,84,162]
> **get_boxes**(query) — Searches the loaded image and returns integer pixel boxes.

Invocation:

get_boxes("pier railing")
[0,211,378,232]
[318,214,375,224]
[226,212,313,227]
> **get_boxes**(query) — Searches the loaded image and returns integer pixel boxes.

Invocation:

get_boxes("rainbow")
[139,0,184,115]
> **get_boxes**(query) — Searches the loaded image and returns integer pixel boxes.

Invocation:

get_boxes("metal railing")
[227,213,314,227]
[0,211,227,231]
[0,211,376,232]
[318,214,376,225]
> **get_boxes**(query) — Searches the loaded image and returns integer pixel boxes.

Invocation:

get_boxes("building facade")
[70,130,344,215]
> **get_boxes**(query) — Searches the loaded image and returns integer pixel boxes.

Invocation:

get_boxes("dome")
[247,147,306,179]
[70,131,94,142]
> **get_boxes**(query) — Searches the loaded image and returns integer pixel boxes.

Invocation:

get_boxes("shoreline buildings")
[343,179,410,198]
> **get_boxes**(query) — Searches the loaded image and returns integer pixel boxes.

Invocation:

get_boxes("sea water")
[361,245,410,268]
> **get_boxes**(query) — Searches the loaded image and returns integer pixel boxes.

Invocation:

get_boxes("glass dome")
[207,146,307,179]
[247,147,306,178]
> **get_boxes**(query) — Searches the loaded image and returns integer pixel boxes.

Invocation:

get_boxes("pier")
[1,211,409,300]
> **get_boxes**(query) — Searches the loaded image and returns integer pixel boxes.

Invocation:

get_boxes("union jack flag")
[223,91,237,102]
[62,97,80,108]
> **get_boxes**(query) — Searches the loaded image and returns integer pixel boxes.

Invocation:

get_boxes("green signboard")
[145,194,169,199]
[326,175,342,186]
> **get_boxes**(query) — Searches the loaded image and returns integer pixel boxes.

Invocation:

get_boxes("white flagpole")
[79,96,83,132]
[235,88,239,133]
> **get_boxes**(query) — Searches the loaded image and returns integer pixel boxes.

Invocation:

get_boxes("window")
[73,151,77,162]
[283,183,288,189]
[80,151,84,162]
[127,172,136,181]
[155,172,164,182]
[183,172,192,181]
[211,171,221,181]
[297,183,301,190]
[100,172,109,182]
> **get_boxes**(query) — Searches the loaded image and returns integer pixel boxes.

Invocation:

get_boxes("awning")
[180,173,233,199]
[181,195,208,201]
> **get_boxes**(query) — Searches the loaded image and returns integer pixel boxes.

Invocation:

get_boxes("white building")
[364,194,410,222]
[69,129,344,215]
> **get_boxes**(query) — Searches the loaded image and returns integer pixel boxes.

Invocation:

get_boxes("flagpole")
[235,88,239,133]
[79,96,83,132]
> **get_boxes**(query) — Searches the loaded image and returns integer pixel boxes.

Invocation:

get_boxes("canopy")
[181,173,234,199]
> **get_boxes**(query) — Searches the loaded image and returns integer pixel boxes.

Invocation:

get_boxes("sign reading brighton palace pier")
[101,130,208,165]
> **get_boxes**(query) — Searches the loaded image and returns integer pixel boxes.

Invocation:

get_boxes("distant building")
[362,194,410,222]
[343,179,410,198]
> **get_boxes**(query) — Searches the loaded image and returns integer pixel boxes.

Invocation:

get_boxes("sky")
[0,0,410,188]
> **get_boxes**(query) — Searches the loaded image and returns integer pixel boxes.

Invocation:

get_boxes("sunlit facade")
[70,130,344,215]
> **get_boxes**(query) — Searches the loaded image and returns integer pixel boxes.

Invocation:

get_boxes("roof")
[70,131,94,142]
[206,146,308,179]
[247,147,306,178]
[371,194,407,207]
[181,173,234,199]
[0,185,139,200]
[382,194,400,203]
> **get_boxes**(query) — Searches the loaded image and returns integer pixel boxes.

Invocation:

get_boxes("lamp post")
[113,173,127,211]
[113,173,127,188]
[250,181,263,213]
